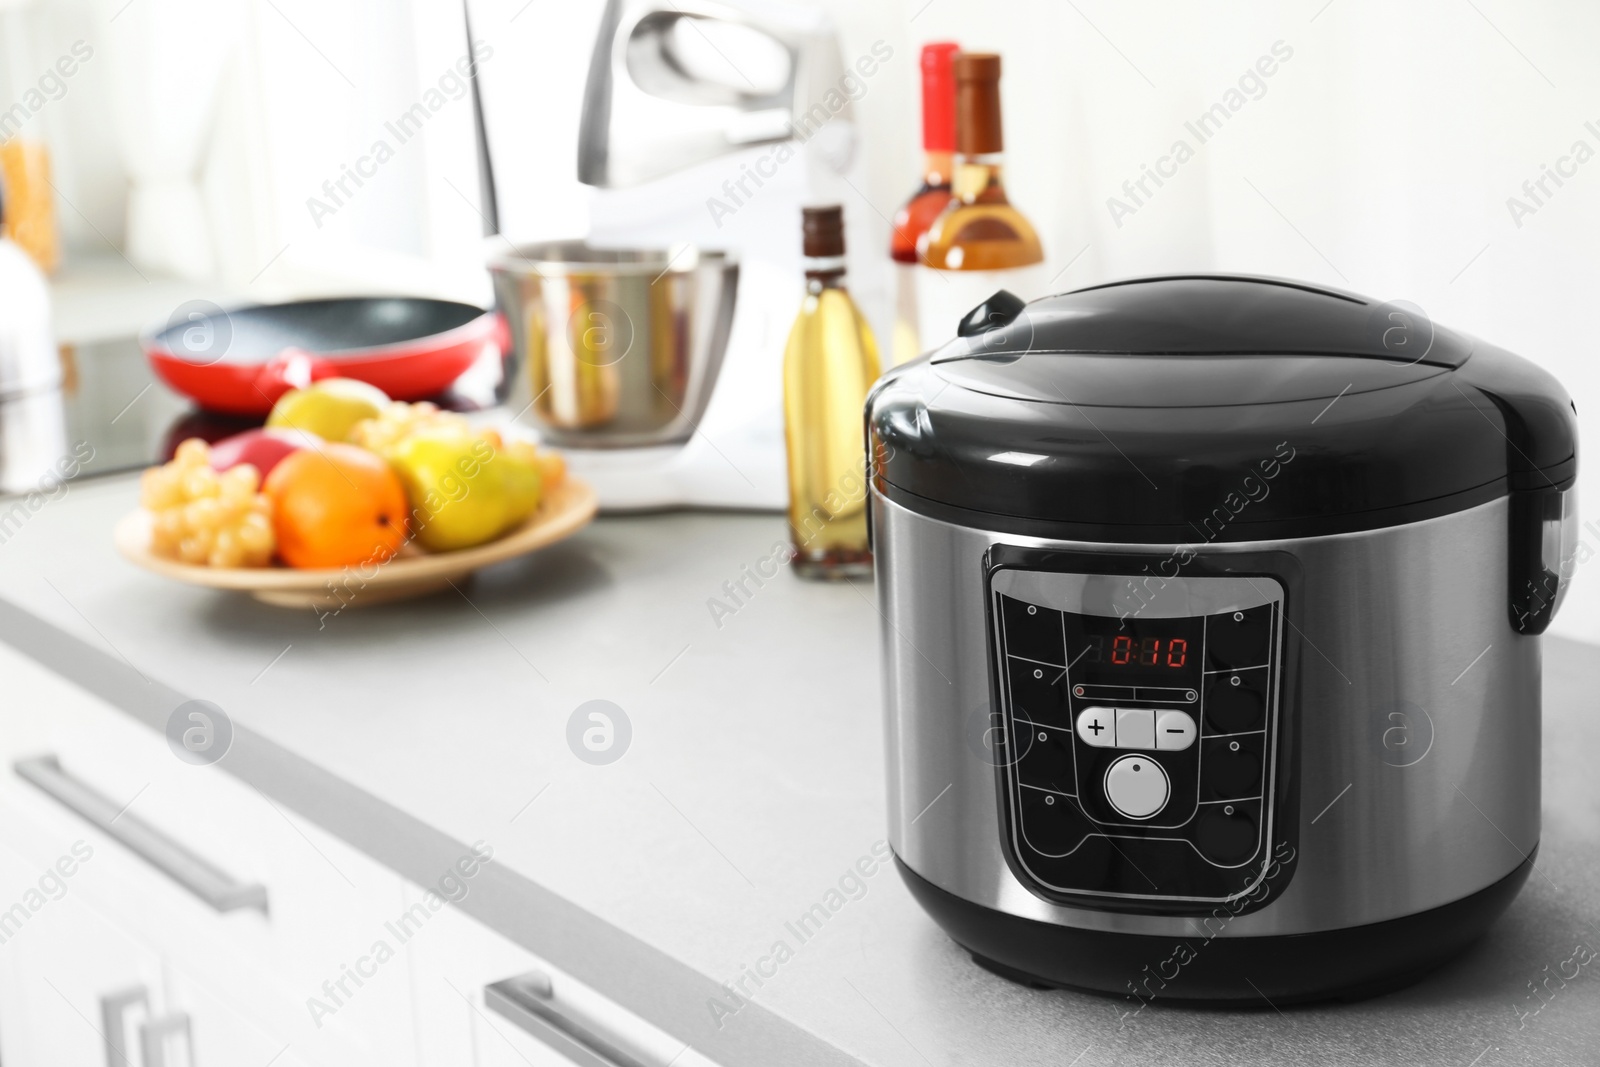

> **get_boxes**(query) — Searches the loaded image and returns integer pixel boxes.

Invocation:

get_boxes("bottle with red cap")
[892,43,959,264]
[889,42,959,365]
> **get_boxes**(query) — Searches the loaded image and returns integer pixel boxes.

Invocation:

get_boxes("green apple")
[265,378,389,442]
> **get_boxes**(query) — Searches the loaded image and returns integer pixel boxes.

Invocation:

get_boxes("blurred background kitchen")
[2,0,1598,638]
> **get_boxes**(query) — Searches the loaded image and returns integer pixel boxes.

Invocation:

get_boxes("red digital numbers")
[1106,634,1188,668]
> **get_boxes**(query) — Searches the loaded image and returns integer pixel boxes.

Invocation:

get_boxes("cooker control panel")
[988,567,1285,906]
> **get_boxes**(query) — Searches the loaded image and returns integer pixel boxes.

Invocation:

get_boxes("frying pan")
[143,297,508,416]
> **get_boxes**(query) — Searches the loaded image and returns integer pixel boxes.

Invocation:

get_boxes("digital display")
[1106,633,1189,668]
[1063,612,1204,686]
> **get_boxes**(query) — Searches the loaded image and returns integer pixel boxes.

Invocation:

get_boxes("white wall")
[482,0,1600,642]
[812,0,1600,644]
[11,0,1598,640]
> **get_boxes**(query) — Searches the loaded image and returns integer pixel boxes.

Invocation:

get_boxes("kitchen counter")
[2,473,1599,1066]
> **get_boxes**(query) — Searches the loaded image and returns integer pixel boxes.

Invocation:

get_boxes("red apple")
[208,428,319,479]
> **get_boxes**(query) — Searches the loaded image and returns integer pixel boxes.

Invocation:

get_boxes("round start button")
[1104,754,1170,820]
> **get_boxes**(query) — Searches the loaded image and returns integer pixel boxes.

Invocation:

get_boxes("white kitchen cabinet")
[0,841,165,1066]
[405,900,716,1067]
[404,899,570,1067]
[0,641,418,1066]
[0,640,696,1067]
[164,966,319,1067]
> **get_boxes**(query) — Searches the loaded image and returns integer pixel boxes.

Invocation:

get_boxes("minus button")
[1155,710,1198,751]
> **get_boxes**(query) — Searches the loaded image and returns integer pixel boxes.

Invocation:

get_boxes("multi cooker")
[867,275,1578,1003]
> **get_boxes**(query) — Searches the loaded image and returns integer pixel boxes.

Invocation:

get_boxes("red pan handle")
[251,347,340,404]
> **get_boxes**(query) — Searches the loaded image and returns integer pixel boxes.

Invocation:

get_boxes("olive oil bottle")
[783,206,881,579]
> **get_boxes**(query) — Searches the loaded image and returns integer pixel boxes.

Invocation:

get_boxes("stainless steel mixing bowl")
[489,242,738,449]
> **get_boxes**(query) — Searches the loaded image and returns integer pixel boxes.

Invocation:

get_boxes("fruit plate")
[114,478,598,609]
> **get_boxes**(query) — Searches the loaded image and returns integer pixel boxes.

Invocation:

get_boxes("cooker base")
[896,850,1534,1005]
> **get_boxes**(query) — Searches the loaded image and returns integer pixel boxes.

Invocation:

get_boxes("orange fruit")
[264,444,408,569]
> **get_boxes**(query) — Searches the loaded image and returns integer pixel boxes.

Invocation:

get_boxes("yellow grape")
[237,514,273,555]
[209,528,242,567]
[221,465,260,496]
[174,438,209,466]
[140,467,179,510]
[153,507,184,537]
[181,466,220,500]
[143,439,277,566]
[507,439,540,468]
[177,535,210,564]
[350,400,469,455]
[222,493,253,516]
[182,499,221,533]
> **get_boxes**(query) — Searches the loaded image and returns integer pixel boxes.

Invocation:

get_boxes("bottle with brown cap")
[918,53,1045,340]
[782,205,881,579]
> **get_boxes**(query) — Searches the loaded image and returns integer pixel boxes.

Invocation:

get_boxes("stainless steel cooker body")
[874,487,1539,941]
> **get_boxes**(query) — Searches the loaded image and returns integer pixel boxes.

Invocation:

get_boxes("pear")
[266,378,389,442]
[499,446,543,528]
[389,429,542,552]
[480,430,544,527]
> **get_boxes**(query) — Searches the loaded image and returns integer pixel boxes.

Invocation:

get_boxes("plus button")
[1075,707,1117,748]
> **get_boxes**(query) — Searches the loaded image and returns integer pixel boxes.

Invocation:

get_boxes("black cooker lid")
[867,275,1577,541]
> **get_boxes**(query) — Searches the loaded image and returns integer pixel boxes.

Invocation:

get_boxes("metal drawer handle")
[141,1012,194,1067]
[15,754,268,914]
[486,970,658,1067]
[100,985,147,1067]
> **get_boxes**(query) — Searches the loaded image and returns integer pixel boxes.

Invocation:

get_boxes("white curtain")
[101,0,245,280]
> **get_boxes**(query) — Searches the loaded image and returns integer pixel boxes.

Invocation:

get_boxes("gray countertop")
[2,474,1599,1067]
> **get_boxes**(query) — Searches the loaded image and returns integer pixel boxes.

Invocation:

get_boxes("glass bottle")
[917,53,1044,345]
[0,138,60,275]
[783,206,880,579]
[889,42,959,365]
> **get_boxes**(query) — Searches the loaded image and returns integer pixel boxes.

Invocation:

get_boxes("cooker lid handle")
[957,289,1026,338]
[1509,485,1578,635]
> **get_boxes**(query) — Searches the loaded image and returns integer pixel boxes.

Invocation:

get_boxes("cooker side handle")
[1508,485,1577,635]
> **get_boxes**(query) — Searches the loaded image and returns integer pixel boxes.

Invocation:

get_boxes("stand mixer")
[480,0,879,510]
